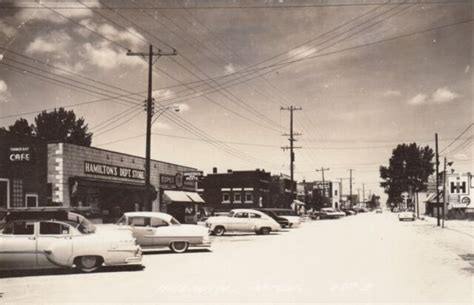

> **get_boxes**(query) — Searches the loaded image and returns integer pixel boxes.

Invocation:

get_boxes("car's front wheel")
[170,241,189,253]
[213,226,226,236]
[76,256,102,273]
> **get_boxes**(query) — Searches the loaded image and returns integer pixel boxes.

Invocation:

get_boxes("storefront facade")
[1,132,202,223]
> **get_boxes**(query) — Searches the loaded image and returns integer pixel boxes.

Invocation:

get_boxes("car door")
[150,217,172,247]
[36,221,74,268]
[0,220,37,270]
[232,212,250,231]
[249,213,263,231]
[129,216,155,247]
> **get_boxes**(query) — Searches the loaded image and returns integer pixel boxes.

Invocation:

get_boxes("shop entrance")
[71,177,154,223]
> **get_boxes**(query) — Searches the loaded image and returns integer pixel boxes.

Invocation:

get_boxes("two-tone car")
[205,209,281,236]
[319,208,346,219]
[260,208,302,228]
[115,212,211,253]
[0,211,142,272]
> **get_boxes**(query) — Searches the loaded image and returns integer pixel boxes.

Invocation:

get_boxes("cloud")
[383,90,401,97]
[152,122,172,130]
[78,20,146,48]
[465,65,471,74]
[174,103,190,112]
[82,41,144,69]
[407,93,428,105]
[15,2,96,24]
[225,63,236,74]
[453,153,470,161]
[153,89,174,100]
[0,20,16,37]
[432,87,460,103]
[0,80,11,103]
[288,45,317,60]
[408,87,460,105]
[55,61,85,75]
[25,30,72,55]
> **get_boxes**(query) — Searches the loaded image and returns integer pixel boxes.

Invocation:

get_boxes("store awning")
[292,199,306,206]
[163,190,205,204]
[185,192,205,203]
[163,190,192,203]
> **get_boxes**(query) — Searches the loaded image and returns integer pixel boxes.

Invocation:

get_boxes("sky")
[0,0,472,203]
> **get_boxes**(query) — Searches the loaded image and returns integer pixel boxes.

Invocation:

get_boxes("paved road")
[1,212,472,304]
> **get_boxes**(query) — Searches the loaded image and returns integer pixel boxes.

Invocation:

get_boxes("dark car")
[256,209,289,228]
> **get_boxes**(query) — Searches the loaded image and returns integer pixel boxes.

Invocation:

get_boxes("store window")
[26,194,38,208]
[12,179,23,208]
[245,192,253,203]
[335,190,338,196]
[0,179,9,209]
[234,193,242,203]
[222,192,230,204]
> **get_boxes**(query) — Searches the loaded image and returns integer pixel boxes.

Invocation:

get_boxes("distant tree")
[380,143,434,205]
[34,108,92,146]
[367,194,380,209]
[0,118,34,137]
[1,108,92,146]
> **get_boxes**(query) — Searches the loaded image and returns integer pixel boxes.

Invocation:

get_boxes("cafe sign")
[84,161,145,180]
[9,146,33,162]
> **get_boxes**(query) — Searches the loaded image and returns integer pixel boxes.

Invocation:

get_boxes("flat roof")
[50,142,197,170]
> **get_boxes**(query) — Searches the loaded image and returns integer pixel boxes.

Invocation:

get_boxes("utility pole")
[435,133,440,226]
[315,167,330,197]
[281,106,302,212]
[357,188,361,205]
[362,183,365,203]
[349,171,353,207]
[442,157,447,228]
[127,45,177,211]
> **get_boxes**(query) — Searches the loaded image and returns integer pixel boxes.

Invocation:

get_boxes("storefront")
[159,172,205,224]
[1,131,202,223]
[0,132,49,212]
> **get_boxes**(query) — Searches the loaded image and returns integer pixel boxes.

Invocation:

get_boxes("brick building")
[1,131,202,223]
[198,168,271,212]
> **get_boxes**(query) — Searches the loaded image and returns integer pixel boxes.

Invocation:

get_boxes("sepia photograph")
[0,0,472,304]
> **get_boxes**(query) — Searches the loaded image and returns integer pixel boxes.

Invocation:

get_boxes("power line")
[439,123,473,154]
[4,1,468,10]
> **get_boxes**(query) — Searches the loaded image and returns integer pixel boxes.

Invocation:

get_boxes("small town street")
[1,212,472,304]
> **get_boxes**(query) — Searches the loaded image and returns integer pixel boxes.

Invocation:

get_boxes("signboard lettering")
[84,161,144,180]
[9,147,33,162]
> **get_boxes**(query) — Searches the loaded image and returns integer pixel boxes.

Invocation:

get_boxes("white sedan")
[205,209,281,236]
[398,210,416,221]
[116,212,211,253]
[0,211,142,272]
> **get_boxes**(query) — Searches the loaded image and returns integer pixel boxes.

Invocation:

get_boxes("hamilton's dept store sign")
[84,161,145,180]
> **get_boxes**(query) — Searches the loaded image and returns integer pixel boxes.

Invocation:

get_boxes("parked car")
[256,209,290,228]
[341,209,356,216]
[375,208,383,214]
[260,208,301,228]
[115,212,211,253]
[0,211,142,272]
[398,210,416,221]
[319,208,346,219]
[205,209,281,236]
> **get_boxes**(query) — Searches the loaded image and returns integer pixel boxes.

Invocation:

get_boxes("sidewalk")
[421,215,474,238]
[414,215,473,260]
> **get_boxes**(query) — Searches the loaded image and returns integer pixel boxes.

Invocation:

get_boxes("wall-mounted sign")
[9,146,33,162]
[161,173,195,189]
[183,171,204,182]
[84,161,144,180]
